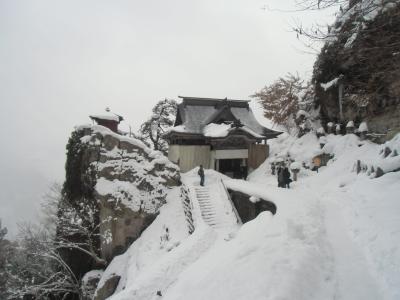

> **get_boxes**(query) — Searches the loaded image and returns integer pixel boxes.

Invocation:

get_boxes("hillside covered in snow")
[94,131,400,300]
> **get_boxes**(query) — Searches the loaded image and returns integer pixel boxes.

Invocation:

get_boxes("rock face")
[81,270,104,300]
[93,275,121,300]
[76,125,180,261]
[228,189,276,223]
[313,2,400,141]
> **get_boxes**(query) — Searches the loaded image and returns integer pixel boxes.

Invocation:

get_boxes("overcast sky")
[0,0,334,237]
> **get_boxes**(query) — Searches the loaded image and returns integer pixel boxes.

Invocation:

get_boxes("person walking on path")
[282,167,291,188]
[277,167,284,188]
[198,165,205,186]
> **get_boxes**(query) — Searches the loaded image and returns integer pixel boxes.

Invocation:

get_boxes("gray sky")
[0,0,334,236]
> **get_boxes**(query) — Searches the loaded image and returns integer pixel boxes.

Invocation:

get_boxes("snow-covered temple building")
[165,96,281,178]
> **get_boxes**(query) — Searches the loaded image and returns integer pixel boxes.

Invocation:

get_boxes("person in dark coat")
[282,167,291,188]
[198,165,205,186]
[277,167,284,188]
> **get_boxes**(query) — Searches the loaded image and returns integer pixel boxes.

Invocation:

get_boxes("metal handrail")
[220,179,242,225]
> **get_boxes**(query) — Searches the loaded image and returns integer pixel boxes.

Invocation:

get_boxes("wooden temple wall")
[248,144,269,171]
[168,145,211,172]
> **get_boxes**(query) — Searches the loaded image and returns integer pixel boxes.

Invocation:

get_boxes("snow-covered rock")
[74,124,180,261]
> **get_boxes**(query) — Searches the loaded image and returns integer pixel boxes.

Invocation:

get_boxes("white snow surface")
[99,132,400,300]
[203,123,232,137]
[320,77,339,91]
[359,121,368,132]
[82,269,104,285]
[90,114,120,122]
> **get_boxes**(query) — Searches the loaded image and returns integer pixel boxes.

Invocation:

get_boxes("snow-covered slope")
[98,132,400,300]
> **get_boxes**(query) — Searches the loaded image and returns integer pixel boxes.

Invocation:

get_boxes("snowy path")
[238,171,386,299]
[324,199,382,300]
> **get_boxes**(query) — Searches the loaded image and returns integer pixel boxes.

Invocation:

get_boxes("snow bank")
[96,187,190,298]
[162,184,333,300]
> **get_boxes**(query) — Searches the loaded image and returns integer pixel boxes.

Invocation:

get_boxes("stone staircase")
[193,181,240,231]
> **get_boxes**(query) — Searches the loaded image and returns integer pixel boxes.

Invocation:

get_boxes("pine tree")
[139,99,178,154]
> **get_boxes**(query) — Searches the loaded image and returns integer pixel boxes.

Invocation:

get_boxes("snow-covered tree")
[3,182,108,300]
[5,224,81,300]
[139,98,178,154]
[60,130,102,279]
[0,220,12,299]
[55,195,106,268]
[293,0,400,45]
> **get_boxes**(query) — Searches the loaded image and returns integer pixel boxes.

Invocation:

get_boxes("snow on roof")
[202,123,266,139]
[203,123,231,138]
[296,110,308,118]
[172,98,280,139]
[90,112,123,122]
[346,121,355,128]
[290,161,301,170]
[359,122,368,132]
[317,127,326,134]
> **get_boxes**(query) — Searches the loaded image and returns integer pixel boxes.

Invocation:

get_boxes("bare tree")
[3,184,109,300]
[292,0,400,46]
[0,220,12,299]
[251,73,305,130]
[55,197,107,267]
[6,224,81,300]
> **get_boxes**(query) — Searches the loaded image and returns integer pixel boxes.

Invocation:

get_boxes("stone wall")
[228,189,276,223]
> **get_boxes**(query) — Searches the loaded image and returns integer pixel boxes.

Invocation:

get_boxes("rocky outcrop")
[81,270,104,300]
[313,2,400,142]
[227,189,276,223]
[93,275,121,300]
[76,125,180,261]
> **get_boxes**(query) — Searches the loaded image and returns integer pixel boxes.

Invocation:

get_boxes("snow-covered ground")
[99,132,400,300]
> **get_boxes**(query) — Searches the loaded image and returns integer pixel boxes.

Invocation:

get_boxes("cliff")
[79,125,180,260]
[313,1,400,141]
[61,124,180,280]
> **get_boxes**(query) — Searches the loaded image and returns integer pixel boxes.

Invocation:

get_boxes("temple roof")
[89,112,124,123]
[167,97,281,139]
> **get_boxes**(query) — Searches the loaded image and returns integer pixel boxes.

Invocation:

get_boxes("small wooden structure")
[90,111,124,133]
[312,153,332,169]
[165,97,281,178]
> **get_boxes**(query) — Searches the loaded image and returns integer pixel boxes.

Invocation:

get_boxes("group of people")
[198,164,292,189]
[277,166,291,188]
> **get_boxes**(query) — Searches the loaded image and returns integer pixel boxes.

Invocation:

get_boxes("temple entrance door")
[218,159,246,179]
